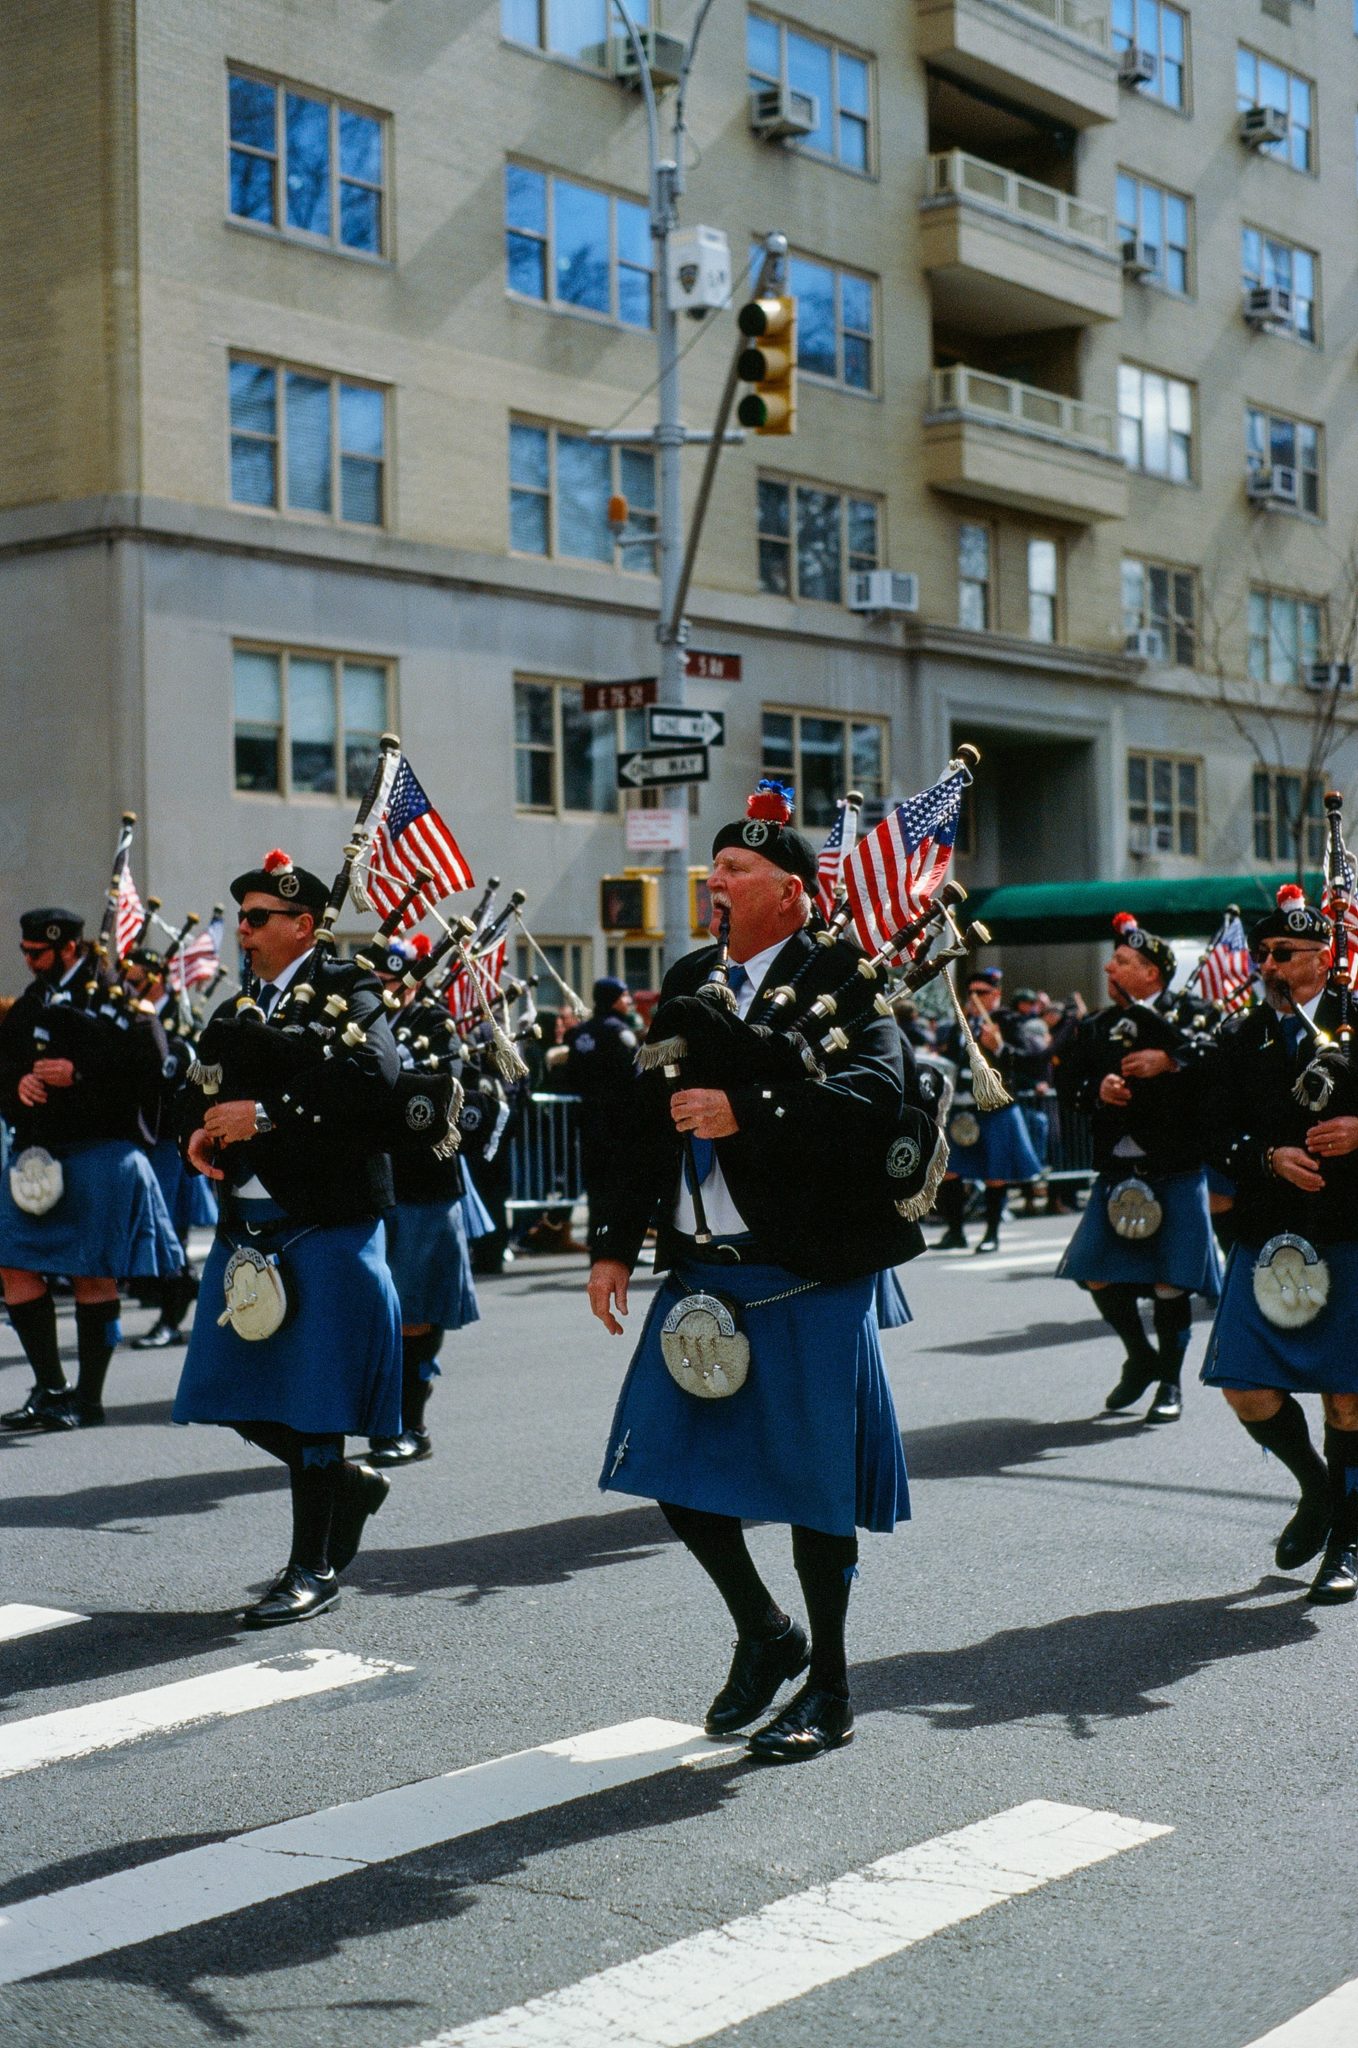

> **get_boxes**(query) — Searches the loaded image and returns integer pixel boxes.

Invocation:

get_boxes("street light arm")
[610,0,662,200]
[673,0,719,193]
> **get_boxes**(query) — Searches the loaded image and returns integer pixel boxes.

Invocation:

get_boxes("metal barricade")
[1045,1107,1095,1186]
[506,1092,585,1215]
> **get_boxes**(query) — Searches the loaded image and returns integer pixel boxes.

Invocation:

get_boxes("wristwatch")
[253,1103,274,1136]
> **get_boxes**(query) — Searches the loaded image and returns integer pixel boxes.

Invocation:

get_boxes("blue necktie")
[686,962,749,1190]
[1279,1013,1305,1057]
[257,982,279,1019]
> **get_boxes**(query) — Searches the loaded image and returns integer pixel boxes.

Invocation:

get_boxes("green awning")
[965,872,1323,945]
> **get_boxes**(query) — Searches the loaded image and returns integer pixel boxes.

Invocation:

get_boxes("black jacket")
[591,929,934,1283]
[390,992,465,1206]
[0,961,166,1151]
[1057,1000,1206,1176]
[184,952,400,1225]
[1202,989,1358,1246]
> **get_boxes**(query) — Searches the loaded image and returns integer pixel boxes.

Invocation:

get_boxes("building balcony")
[921,151,1121,332]
[916,0,1117,130]
[923,366,1128,522]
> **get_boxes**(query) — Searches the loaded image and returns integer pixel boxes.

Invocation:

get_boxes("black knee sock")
[935,1180,966,1234]
[401,1328,441,1433]
[1151,1293,1192,1383]
[7,1293,66,1392]
[1323,1424,1358,1546]
[1094,1285,1155,1368]
[982,1187,1006,1236]
[1242,1395,1327,1498]
[791,1524,859,1697]
[74,1300,120,1408]
[237,1423,344,1572]
[659,1502,787,1639]
[161,1269,197,1333]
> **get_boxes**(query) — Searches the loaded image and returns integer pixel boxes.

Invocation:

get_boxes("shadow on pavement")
[900,1413,1286,1510]
[352,1503,675,1604]
[919,1318,1104,1358]
[0,1461,284,1533]
[855,1578,1316,1740]
[0,1607,251,1705]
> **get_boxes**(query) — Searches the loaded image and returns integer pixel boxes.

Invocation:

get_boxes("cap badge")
[44,923,61,942]
[277,872,300,899]
[741,820,770,848]
[1286,909,1309,933]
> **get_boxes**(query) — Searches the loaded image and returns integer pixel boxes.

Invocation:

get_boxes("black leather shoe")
[1104,1360,1158,1412]
[1145,1380,1182,1424]
[239,1565,339,1629]
[72,1401,106,1428]
[748,1683,855,1763]
[365,1429,432,1468]
[935,1229,967,1251]
[328,1461,390,1572]
[1,1387,77,1432]
[131,1321,185,1350]
[1275,1492,1331,1572]
[704,1620,809,1735]
[1307,1540,1358,1605]
[974,1232,1000,1254]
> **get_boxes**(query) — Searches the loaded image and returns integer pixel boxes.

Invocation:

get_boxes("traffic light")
[736,295,797,435]
[600,874,660,935]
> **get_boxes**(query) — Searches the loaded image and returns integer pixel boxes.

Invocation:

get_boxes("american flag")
[366,758,474,928]
[1197,911,1253,1004]
[168,911,224,994]
[815,800,858,920]
[449,937,506,1026]
[842,766,967,955]
[114,865,145,960]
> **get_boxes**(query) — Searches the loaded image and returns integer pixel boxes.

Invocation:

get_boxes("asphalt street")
[0,1213,1355,2048]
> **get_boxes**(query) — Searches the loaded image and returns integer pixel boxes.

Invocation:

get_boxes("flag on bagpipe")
[1197,910,1253,1004]
[1321,853,1358,988]
[815,799,858,920]
[113,866,145,960]
[168,910,224,994]
[366,757,474,929]
[449,937,506,1026]
[841,765,968,954]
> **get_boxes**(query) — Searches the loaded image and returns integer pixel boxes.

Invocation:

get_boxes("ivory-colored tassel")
[942,966,1011,1110]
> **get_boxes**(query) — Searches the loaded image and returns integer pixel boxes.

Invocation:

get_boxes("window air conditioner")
[1121,238,1155,280]
[609,28,687,89]
[1306,662,1355,694]
[1128,824,1154,856]
[749,83,819,141]
[1239,105,1289,148]
[848,570,919,616]
[1246,464,1300,508]
[1245,285,1291,329]
[1117,47,1156,87]
[1125,628,1166,662]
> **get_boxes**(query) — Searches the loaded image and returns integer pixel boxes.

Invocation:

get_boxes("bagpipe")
[1292,790,1358,1118]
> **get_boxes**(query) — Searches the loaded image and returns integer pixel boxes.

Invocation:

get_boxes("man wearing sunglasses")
[1201,884,1358,1603]
[172,849,402,1629]
[0,906,180,1431]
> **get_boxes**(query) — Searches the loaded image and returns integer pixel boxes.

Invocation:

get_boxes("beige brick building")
[3,0,1357,992]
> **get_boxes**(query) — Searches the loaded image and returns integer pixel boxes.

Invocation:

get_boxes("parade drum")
[1107,1177,1163,1240]
[217,1246,290,1342]
[948,1109,981,1150]
[1252,1234,1330,1329]
[660,1291,750,1401]
[8,1147,63,1217]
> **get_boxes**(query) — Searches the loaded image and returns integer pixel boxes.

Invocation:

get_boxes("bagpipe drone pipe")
[1290,791,1358,1123]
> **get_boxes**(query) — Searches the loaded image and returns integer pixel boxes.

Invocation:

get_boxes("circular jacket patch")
[460,1101,483,1130]
[741,820,770,848]
[405,1094,436,1131]
[886,1136,921,1179]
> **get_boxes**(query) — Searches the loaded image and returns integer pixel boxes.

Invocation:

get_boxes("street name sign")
[644,707,726,748]
[617,746,711,790]
[684,650,742,681]
[582,678,658,712]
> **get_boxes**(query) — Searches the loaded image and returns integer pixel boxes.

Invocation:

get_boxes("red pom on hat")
[746,778,794,826]
[1276,883,1306,909]
[1111,911,1138,935]
[262,849,294,875]
[410,932,432,958]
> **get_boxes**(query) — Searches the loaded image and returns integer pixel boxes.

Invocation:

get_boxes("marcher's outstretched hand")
[588,1260,630,1335]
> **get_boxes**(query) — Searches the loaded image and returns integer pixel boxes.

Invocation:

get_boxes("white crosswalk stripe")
[1241,1977,1358,2047]
[0,1647,402,1781]
[410,1799,1171,2048]
[0,1605,87,1644]
[0,1717,739,1985]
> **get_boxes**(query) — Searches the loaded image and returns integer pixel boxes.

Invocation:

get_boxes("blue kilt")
[460,1163,496,1241]
[384,1197,479,1332]
[874,1266,912,1330]
[149,1139,218,1244]
[173,1199,401,1436]
[1202,1240,1358,1395]
[1056,1169,1222,1300]
[0,1139,182,1279]
[948,1103,1041,1185]
[1205,1165,1236,1200]
[599,1254,910,1537]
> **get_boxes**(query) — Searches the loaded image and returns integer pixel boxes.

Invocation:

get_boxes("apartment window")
[1111,0,1187,109]
[1116,172,1190,294]
[1128,753,1201,857]
[746,13,872,171]
[1254,771,1324,865]
[1247,588,1324,688]
[510,422,656,570]
[958,523,992,631]
[233,646,391,799]
[502,0,647,64]
[1026,540,1060,643]
[1246,408,1321,515]
[761,709,887,831]
[513,678,648,816]
[1118,364,1193,483]
[227,71,385,254]
[756,478,879,604]
[1241,228,1317,344]
[506,165,653,328]
[229,357,386,525]
[1122,558,1196,665]
[1237,48,1314,173]
[515,937,591,1009]
[787,254,875,393]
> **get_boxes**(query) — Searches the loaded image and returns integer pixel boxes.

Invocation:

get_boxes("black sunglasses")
[237,906,304,930]
[1255,943,1320,965]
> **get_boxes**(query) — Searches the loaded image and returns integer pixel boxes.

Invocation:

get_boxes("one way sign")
[645,707,726,748]
[617,746,710,789]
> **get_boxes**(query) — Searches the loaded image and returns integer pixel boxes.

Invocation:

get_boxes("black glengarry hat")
[711,781,818,889]
[20,907,83,944]
[1249,883,1331,953]
[230,848,329,916]
[1110,911,1176,987]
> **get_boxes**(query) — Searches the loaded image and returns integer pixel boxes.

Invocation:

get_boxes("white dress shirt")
[672,936,788,1238]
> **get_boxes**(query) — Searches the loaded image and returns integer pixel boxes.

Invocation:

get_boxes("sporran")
[9,1147,63,1218]
[660,1291,750,1401]
[1252,1233,1330,1330]
[1107,1176,1163,1241]
[948,1109,981,1150]
[217,1245,290,1342]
